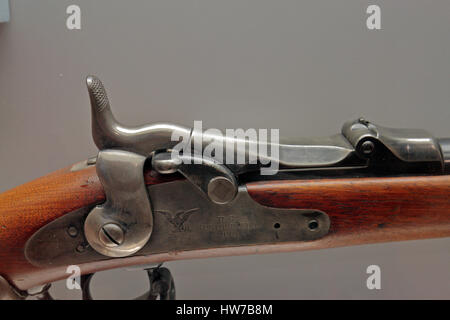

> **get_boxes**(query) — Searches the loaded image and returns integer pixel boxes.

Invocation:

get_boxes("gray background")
[0,0,449,299]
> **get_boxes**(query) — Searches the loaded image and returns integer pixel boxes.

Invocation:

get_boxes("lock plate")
[25,180,330,267]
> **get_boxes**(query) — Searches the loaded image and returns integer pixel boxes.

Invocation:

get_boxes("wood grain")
[0,164,449,290]
[247,176,450,242]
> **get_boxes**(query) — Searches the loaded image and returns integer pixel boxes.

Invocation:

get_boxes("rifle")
[1,76,449,299]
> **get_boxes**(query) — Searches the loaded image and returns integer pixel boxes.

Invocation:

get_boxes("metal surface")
[84,150,153,257]
[98,223,124,247]
[0,276,25,300]
[87,75,191,156]
[152,152,182,174]
[153,152,238,204]
[8,266,175,300]
[207,176,236,204]
[360,140,375,155]
[88,75,360,172]
[191,129,360,172]
[88,75,447,177]
[70,156,97,172]
[143,266,176,300]
[25,180,330,267]
[342,118,443,165]
[86,76,362,174]
[79,266,175,300]
[438,138,450,173]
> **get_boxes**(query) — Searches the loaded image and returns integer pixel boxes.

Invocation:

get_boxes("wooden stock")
[0,164,449,290]
[247,176,450,244]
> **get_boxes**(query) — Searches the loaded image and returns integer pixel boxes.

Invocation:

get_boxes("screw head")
[99,223,124,247]
[361,140,375,155]
[308,220,319,231]
[67,226,78,238]
[207,176,236,204]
